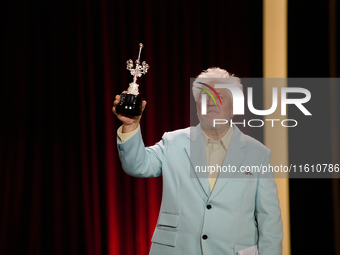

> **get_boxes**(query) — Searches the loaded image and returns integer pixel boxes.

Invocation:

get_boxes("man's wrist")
[117,124,140,143]
[122,123,139,133]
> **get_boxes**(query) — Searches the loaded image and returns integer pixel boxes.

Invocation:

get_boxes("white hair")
[192,67,243,101]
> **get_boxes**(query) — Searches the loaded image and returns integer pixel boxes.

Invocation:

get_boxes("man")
[113,67,283,255]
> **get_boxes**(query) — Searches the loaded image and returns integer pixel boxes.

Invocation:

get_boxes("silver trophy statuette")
[116,43,149,116]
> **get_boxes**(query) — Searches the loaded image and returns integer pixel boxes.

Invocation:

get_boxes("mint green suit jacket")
[117,125,283,255]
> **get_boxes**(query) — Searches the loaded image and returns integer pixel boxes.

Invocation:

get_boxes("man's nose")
[207,96,215,105]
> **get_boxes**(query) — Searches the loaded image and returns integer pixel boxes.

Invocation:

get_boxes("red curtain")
[1,0,262,254]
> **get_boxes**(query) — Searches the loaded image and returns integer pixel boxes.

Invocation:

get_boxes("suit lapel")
[184,125,211,197]
[208,125,247,202]
[184,125,248,200]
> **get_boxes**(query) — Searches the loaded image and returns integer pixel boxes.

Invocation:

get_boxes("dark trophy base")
[116,93,143,116]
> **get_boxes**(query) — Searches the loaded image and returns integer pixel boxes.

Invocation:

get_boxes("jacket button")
[206,204,212,210]
[202,235,208,240]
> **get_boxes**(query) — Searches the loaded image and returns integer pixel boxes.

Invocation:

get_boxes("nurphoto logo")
[198,83,312,128]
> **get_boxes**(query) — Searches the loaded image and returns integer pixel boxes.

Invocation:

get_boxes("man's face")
[196,83,233,128]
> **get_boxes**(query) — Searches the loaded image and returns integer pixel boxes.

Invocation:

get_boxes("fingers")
[141,100,147,111]
[112,106,117,115]
[112,94,147,119]
[113,94,122,111]
[113,91,127,106]
[113,95,120,105]
[112,94,122,115]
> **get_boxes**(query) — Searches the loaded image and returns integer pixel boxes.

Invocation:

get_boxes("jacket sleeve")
[117,127,167,178]
[255,150,283,255]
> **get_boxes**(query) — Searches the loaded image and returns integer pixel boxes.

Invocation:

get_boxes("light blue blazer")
[117,124,283,255]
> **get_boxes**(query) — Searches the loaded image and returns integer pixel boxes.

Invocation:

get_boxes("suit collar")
[185,127,210,197]
[208,125,247,201]
[188,124,202,141]
[185,124,248,199]
[188,124,247,149]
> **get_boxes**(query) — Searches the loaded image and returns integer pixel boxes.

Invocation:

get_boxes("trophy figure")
[116,43,149,116]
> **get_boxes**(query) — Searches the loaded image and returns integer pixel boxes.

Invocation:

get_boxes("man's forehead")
[211,86,230,95]
[197,81,233,98]
[206,82,228,89]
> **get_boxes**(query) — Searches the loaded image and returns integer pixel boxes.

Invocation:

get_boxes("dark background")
[1,0,339,254]
[288,1,339,254]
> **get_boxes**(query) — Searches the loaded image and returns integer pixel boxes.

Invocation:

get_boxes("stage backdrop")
[1,0,338,254]
[1,0,262,254]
